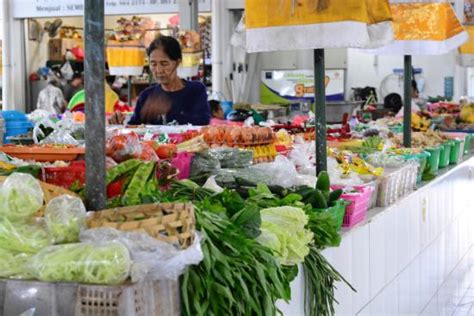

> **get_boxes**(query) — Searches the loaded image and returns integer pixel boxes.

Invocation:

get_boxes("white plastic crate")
[0,279,180,316]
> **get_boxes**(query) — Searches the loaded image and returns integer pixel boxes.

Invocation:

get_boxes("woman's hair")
[384,93,403,114]
[147,36,182,61]
[412,80,419,94]
[209,100,221,113]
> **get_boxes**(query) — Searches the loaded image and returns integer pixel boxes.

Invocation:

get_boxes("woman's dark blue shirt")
[128,81,211,125]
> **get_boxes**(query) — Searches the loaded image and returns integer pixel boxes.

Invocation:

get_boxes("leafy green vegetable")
[181,209,291,316]
[0,219,51,254]
[257,206,313,266]
[230,203,261,239]
[304,245,356,316]
[30,242,131,285]
[0,173,43,222]
[0,248,32,279]
[44,195,86,244]
[307,211,341,249]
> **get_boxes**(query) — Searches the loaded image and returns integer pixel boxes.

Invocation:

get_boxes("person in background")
[63,72,83,102]
[109,36,211,125]
[209,100,227,125]
[383,80,421,117]
[37,76,67,114]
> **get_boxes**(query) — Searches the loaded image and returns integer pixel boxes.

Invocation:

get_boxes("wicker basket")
[87,203,195,249]
[0,176,79,216]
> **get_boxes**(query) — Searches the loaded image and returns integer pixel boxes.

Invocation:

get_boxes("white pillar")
[211,0,223,94]
[2,0,26,111]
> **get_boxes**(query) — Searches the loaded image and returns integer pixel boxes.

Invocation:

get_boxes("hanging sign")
[13,0,211,19]
[260,70,345,104]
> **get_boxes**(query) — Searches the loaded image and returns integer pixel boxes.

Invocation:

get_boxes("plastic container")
[331,185,374,228]
[43,161,86,189]
[0,279,180,316]
[402,151,429,183]
[221,101,234,118]
[1,110,28,121]
[439,141,453,168]
[465,134,472,155]
[449,139,462,165]
[425,146,441,175]
[0,146,85,162]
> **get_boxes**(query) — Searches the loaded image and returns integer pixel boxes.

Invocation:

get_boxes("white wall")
[346,49,465,102]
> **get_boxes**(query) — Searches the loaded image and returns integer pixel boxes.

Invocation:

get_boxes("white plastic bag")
[251,155,298,188]
[288,142,316,176]
[80,227,204,282]
[44,195,87,244]
[60,61,74,80]
[203,176,224,193]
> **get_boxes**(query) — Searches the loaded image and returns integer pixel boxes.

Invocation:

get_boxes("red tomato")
[155,144,177,160]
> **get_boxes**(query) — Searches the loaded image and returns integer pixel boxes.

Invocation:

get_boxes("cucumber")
[328,189,343,206]
[316,171,330,193]
[311,189,328,209]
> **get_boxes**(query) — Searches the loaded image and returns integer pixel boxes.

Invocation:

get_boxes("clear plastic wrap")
[366,152,405,168]
[288,142,316,175]
[215,168,268,188]
[80,228,203,282]
[0,248,32,279]
[0,219,51,254]
[44,195,87,244]
[0,173,44,222]
[106,132,158,162]
[29,241,131,285]
[208,148,253,169]
[41,129,80,146]
[189,151,221,184]
[251,156,298,188]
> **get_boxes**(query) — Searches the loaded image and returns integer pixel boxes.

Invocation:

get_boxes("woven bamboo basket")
[86,203,195,249]
[0,176,79,216]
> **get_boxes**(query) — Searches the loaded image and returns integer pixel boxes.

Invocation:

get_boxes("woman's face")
[149,48,181,85]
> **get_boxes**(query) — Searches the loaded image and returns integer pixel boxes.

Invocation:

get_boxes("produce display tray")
[0,146,85,162]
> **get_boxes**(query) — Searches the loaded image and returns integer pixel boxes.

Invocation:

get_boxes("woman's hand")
[109,111,126,125]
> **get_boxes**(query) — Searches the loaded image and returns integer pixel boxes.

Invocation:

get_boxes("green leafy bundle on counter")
[181,210,291,316]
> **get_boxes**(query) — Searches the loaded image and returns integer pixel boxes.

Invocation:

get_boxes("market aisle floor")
[421,245,474,316]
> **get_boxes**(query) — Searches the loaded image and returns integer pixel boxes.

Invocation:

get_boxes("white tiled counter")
[278,156,474,315]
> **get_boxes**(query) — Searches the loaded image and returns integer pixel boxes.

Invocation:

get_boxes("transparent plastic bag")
[208,148,253,169]
[203,176,224,193]
[44,195,87,244]
[366,152,404,168]
[251,156,298,188]
[0,218,51,254]
[288,142,316,175]
[29,241,131,285]
[106,132,158,162]
[80,228,203,282]
[0,173,44,222]
[41,129,80,146]
[0,248,32,279]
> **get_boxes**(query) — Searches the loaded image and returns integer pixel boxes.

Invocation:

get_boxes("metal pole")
[314,49,327,174]
[84,0,106,210]
[403,55,412,148]
[128,76,132,109]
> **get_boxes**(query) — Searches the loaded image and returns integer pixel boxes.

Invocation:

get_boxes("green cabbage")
[0,219,51,254]
[0,248,32,279]
[257,206,313,266]
[0,173,44,222]
[45,195,86,244]
[30,242,131,285]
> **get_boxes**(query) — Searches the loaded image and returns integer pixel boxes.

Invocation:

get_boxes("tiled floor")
[421,245,474,316]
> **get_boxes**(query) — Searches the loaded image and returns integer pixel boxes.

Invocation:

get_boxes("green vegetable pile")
[0,219,51,254]
[0,248,32,279]
[30,242,131,285]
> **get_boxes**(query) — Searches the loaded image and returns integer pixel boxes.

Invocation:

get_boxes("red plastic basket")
[331,185,374,228]
[43,161,86,189]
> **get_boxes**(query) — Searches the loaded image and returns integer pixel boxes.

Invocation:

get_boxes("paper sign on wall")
[260,70,345,104]
[13,0,211,18]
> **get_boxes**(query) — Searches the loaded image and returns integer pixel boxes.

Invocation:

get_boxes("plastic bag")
[44,195,87,244]
[0,248,32,279]
[29,241,131,285]
[203,176,224,193]
[208,148,253,169]
[0,218,51,254]
[0,173,44,222]
[251,156,298,188]
[80,228,203,282]
[366,152,404,168]
[106,132,158,162]
[60,61,74,80]
[214,168,269,189]
[189,151,221,184]
[288,142,316,175]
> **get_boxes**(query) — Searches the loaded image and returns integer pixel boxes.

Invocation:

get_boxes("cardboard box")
[48,38,83,61]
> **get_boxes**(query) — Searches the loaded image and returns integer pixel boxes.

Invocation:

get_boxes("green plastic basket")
[465,134,472,155]
[425,146,441,176]
[316,200,348,231]
[403,151,429,183]
[439,142,453,168]
[449,139,461,165]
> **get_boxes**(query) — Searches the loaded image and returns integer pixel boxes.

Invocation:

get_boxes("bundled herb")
[304,245,355,316]
[181,210,291,316]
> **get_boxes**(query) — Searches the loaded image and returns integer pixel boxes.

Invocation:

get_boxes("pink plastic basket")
[171,152,194,180]
[331,185,374,228]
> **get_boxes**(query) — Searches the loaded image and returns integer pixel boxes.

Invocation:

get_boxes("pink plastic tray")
[331,185,374,228]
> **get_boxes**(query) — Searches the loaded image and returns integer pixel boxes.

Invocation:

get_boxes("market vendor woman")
[109,36,211,125]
